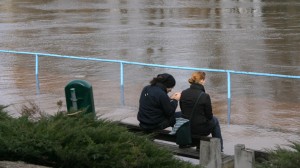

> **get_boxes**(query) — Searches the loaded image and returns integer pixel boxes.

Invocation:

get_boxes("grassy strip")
[0,105,199,168]
[256,141,300,168]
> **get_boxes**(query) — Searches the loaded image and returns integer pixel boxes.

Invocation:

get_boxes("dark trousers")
[158,111,182,130]
[206,116,223,151]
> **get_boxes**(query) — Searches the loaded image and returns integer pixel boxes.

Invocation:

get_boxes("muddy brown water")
[0,0,299,154]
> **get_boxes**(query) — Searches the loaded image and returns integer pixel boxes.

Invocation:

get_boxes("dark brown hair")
[150,73,176,88]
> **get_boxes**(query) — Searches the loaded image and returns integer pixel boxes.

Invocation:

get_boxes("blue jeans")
[209,116,223,151]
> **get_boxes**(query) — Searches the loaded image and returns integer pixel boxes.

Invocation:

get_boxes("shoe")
[179,144,191,149]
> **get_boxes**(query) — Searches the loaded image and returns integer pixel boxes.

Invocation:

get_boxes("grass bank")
[256,141,300,168]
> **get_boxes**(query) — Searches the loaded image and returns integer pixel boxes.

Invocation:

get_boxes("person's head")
[188,71,206,85]
[150,73,176,92]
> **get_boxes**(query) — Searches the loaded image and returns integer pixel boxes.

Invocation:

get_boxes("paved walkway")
[97,106,300,155]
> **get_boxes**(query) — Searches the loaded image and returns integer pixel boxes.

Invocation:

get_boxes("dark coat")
[137,83,178,130]
[179,83,213,136]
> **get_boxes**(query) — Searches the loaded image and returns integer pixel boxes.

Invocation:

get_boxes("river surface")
[0,0,300,152]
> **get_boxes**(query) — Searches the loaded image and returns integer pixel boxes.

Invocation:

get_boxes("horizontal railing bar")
[0,49,127,64]
[231,71,300,79]
[1,49,299,125]
[1,49,299,79]
[122,61,228,73]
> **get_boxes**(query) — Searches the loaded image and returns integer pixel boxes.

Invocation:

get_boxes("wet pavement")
[97,106,300,156]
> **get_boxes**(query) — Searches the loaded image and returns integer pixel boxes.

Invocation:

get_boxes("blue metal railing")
[1,49,300,124]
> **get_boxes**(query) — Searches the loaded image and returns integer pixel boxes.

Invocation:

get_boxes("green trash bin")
[176,121,192,146]
[65,80,95,116]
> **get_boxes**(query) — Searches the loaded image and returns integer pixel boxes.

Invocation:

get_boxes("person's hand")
[170,92,181,101]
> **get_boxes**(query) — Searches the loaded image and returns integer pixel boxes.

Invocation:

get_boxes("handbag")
[175,91,204,146]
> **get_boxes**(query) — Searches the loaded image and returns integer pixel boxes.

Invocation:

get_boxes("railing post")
[227,71,231,125]
[120,62,125,106]
[35,54,40,94]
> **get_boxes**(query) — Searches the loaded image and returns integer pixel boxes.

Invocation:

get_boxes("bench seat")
[117,121,211,144]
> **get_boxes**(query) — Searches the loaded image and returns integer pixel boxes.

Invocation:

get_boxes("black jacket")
[179,83,213,136]
[137,83,178,130]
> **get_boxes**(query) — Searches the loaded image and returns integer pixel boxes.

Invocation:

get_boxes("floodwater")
[0,0,299,153]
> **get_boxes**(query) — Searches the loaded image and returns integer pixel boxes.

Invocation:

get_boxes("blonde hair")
[188,71,206,84]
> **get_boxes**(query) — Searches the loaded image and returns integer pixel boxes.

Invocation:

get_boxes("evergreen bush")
[0,105,199,168]
[257,141,300,168]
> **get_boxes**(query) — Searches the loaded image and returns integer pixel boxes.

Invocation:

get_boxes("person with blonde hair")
[180,71,223,151]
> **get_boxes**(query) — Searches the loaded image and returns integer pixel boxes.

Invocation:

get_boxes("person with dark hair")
[137,73,181,131]
[180,71,223,152]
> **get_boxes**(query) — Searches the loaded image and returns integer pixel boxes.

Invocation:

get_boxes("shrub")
[0,105,199,168]
[256,141,300,168]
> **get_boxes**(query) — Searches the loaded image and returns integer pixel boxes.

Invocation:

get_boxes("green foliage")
[0,105,11,121]
[0,106,198,168]
[256,141,300,168]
